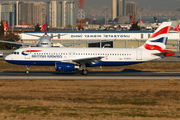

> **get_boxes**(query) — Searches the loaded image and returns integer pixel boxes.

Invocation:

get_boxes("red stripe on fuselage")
[23,50,42,53]
[150,26,170,38]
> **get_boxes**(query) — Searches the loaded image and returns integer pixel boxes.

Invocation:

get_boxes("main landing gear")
[82,69,88,75]
[26,65,30,74]
[81,63,88,75]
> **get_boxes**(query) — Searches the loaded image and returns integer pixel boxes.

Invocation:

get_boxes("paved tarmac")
[0,71,180,80]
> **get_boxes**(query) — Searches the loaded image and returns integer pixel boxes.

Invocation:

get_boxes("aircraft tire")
[82,69,88,75]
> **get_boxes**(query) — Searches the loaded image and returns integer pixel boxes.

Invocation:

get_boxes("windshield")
[11,52,19,55]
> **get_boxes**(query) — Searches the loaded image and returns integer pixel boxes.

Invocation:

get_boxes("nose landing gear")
[26,65,30,74]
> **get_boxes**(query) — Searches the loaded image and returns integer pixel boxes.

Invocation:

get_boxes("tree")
[0,32,20,50]
[35,23,41,31]
[66,24,72,29]
[0,21,4,39]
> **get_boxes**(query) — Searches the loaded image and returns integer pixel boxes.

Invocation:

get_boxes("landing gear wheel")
[26,65,30,74]
[82,69,88,75]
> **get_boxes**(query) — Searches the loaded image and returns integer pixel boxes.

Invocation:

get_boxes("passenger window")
[17,52,19,55]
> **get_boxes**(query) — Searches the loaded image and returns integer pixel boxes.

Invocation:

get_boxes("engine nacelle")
[55,62,78,71]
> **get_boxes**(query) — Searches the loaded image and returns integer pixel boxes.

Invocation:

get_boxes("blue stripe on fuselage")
[5,60,143,66]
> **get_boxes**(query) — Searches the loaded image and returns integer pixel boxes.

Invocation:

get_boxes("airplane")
[5,22,174,75]
[0,22,110,48]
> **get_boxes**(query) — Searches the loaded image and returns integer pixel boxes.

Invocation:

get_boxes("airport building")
[19,31,180,51]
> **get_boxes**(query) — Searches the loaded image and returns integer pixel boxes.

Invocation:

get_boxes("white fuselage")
[5,47,161,67]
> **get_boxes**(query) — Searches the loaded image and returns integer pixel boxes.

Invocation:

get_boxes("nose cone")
[5,55,11,61]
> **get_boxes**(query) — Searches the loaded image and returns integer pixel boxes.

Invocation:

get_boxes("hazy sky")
[1,0,180,11]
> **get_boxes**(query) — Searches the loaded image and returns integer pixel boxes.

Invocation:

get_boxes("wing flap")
[72,56,105,64]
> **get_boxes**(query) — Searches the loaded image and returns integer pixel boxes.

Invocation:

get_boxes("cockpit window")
[11,52,19,55]
[41,43,48,45]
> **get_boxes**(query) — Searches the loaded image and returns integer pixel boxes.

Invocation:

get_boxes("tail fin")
[130,15,136,24]
[41,24,45,32]
[4,24,9,33]
[45,15,47,35]
[154,17,159,23]
[173,23,180,31]
[141,22,172,50]
[140,20,144,24]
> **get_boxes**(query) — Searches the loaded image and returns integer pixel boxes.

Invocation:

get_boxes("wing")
[26,34,42,37]
[72,56,105,64]
[0,40,36,46]
[50,34,67,38]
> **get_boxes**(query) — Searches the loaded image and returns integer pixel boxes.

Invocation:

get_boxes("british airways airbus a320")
[5,22,174,75]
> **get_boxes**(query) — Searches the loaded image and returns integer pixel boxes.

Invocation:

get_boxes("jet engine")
[55,62,79,71]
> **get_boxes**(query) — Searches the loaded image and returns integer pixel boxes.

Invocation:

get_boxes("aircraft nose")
[5,55,11,61]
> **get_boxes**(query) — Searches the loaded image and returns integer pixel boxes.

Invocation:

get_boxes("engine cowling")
[55,62,77,71]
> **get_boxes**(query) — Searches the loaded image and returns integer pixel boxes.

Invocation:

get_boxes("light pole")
[11,3,15,33]
[72,7,76,31]
[177,8,180,51]
[139,8,143,24]
[177,8,180,32]
[104,8,108,27]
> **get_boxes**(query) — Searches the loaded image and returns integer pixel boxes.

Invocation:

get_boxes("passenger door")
[136,50,142,60]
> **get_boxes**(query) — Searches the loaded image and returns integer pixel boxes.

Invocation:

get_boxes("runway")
[0,71,180,80]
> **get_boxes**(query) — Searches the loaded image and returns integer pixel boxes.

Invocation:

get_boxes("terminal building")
[19,30,180,51]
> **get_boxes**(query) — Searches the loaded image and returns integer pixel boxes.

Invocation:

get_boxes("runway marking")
[169,79,175,81]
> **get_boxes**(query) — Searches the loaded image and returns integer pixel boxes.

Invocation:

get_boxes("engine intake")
[55,62,79,71]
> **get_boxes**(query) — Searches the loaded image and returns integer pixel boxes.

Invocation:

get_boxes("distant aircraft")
[173,23,180,31]
[154,17,159,23]
[5,22,174,75]
[0,16,68,47]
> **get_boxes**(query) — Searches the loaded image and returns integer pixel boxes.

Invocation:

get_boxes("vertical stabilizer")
[141,22,172,50]
[4,24,9,33]
[130,15,136,24]
[45,15,47,35]
[173,23,180,31]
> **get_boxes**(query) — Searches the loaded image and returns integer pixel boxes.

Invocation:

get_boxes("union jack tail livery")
[130,15,136,24]
[173,23,180,31]
[4,24,9,33]
[141,22,173,57]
